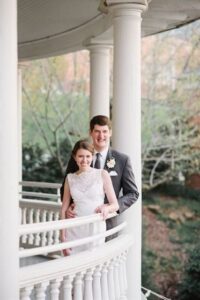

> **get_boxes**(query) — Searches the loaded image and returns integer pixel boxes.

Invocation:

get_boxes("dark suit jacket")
[60,148,139,214]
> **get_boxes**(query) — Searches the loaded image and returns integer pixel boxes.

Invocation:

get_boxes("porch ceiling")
[18,0,200,61]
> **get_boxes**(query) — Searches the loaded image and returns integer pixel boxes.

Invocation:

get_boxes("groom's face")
[90,124,112,152]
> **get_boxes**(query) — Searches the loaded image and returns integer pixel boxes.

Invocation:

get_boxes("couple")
[61,115,139,255]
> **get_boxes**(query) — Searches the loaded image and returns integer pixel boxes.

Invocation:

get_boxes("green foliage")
[23,137,72,183]
[141,20,200,190]
[156,183,200,201]
[142,247,157,290]
[22,53,89,179]
[22,54,89,150]
[142,192,200,299]
[178,245,200,300]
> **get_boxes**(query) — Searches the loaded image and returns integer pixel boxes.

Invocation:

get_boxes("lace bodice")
[67,168,104,217]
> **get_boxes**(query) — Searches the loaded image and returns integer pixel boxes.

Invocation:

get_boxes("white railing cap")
[19,212,117,235]
[19,181,61,189]
[20,233,133,287]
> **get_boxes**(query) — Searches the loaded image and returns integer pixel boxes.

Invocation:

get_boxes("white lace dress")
[66,168,106,254]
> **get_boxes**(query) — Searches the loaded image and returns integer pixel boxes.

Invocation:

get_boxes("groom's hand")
[66,203,76,218]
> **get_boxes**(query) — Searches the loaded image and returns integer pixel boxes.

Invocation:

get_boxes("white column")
[107,1,148,299]
[18,67,22,186]
[0,0,19,299]
[87,42,111,118]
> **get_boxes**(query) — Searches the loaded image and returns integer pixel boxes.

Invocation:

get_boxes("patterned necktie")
[94,153,101,169]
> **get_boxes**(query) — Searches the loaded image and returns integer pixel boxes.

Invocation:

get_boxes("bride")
[61,139,119,255]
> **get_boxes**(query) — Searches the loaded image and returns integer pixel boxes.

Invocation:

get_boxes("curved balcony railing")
[19,181,61,202]
[19,195,133,300]
[19,182,171,300]
[20,234,133,300]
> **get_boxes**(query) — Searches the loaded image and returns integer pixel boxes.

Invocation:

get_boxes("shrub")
[178,245,200,300]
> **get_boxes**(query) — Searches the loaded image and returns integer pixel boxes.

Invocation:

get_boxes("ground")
[142,192,199,299]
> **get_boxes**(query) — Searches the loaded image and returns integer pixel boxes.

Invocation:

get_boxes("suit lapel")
[104,148,113,171]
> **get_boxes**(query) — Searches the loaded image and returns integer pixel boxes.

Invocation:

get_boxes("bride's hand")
[95,204,110,220]
[63,248,71,256]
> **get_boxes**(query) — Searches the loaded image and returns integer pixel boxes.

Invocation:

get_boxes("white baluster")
[108,260,115,300]
[21,207,27,243]
[21,207,27,225]
[20,286,33,300]
[54,212,60,244]
[122,252,128,292]
[119,254,127,300]
[93,265,102,300]
[19,207,22,224]
[114,257,120,300]
[34,282,48,300]
[28,208,34,244]
[101,263,109,300]
[49,278,61,300]
[73,272,83,300]
[84,268,93,300]
[62,275,74,300]
[47,211,54,245]
[34,208,41,246]
[41,210,47,246]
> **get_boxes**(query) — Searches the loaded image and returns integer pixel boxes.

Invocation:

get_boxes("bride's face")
[74,148,93,171]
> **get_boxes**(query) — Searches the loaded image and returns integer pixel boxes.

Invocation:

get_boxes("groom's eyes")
[94,130,108,134]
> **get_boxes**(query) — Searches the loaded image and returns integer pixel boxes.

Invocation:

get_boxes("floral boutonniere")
[106,157,116,169]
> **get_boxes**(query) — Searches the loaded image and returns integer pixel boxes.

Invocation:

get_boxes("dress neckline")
[74,167,94,177]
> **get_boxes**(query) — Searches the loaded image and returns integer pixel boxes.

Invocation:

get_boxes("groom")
[60,115,139,223]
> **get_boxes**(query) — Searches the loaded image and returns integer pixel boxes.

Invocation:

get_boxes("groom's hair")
[90,115,112,131]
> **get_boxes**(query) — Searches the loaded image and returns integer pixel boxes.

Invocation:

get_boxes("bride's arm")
[95,170,119,219]
[61,180,71,242]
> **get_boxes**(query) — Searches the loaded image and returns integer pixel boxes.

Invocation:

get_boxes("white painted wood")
[21,208,28,243]
[19,221,126,258]
[41,210,47,246]
[54,212,60,244]
[47,211,54,245]
[62,275,73,300]
[109,1,148,298]
[0,1,18,298]
[93,265,102,300]
[88,42,111,118]
[49,278,61,300]
[20,235,132,283]
[28,208,34,244]
[20,286,32,300]
[35,209,41,245]
[20,181,61,189]
[18,68,22,188]
[19,181,61,202]
[84,269,93,300]
[114,257,120,299]
[19,204,116,233]
[119,255,127,300]
[35,282,48,300]
[101,263,109,300]
[122,252,128,292]
[108,260,115,300]
[73,273,83,300]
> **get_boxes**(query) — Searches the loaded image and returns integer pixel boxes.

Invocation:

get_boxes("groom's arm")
[118,156,139,213]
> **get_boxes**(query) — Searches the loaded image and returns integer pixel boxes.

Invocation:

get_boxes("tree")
[141,20,200,190]
[22,52,90,177]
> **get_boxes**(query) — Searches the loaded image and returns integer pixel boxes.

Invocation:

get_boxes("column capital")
[99,0,149,14]
[84,37,113,49]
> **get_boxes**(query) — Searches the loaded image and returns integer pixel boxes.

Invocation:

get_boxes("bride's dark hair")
[72,139,94,156]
